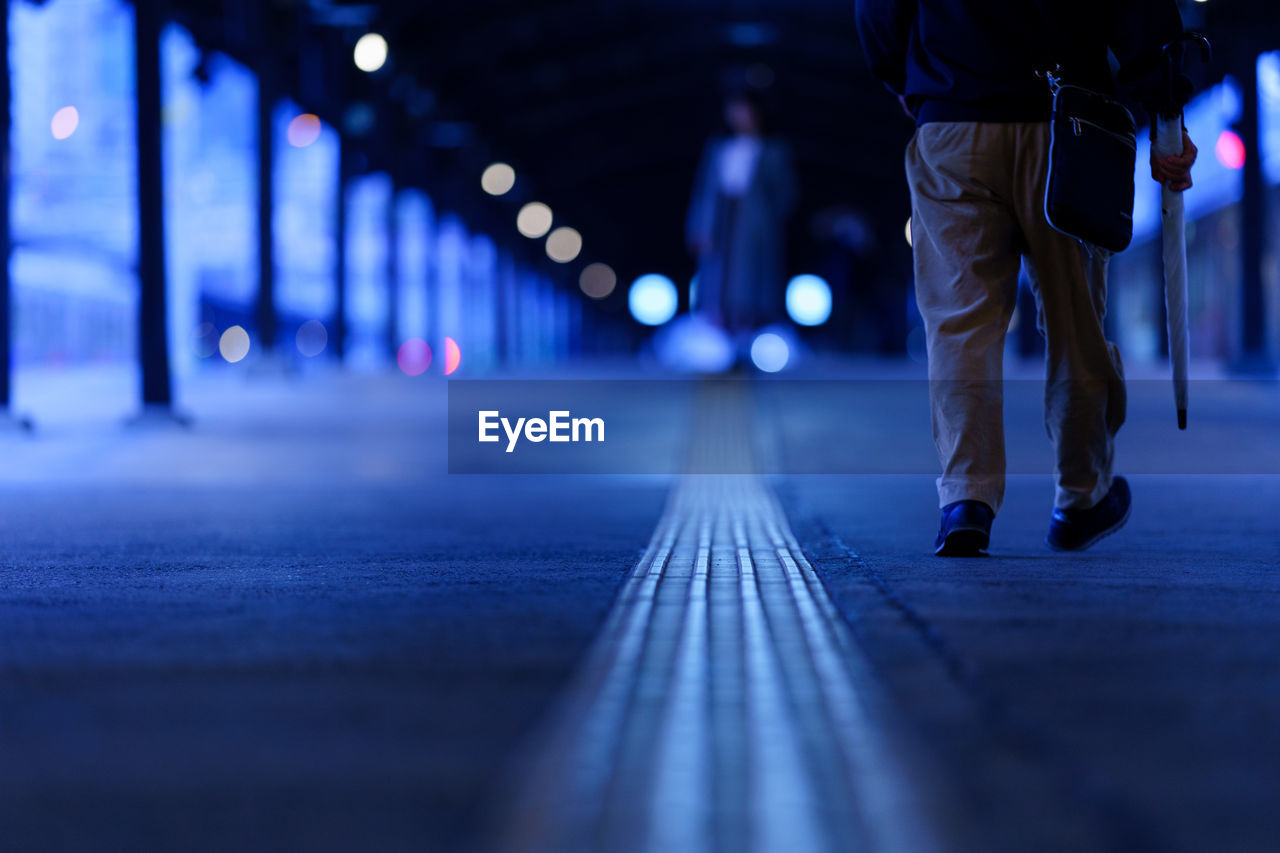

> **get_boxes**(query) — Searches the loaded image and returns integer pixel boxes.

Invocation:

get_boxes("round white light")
[353,33,388,73]
[785,274,833,326]
[628,274,678,326]
[517,202,553,238]
[545,227,583,263]
[750,332,790,373]
[905,216,914,248]
[579,263,617,299]
[51,106,79,140]
[219,325,251,363]
[481,162,516,196]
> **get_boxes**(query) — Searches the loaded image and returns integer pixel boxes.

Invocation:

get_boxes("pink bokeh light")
[443,338,462,376]
[1214,129,1246,170]
[396,338,432,376]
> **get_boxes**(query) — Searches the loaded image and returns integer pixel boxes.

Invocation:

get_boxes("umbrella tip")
[1177,409,1187,430]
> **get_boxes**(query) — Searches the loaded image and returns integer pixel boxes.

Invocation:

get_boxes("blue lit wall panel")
[1261,52,1280,355]
[10,0,137,367]
[518,270,542,365]
[1133,78,1244,241]
[275,100,339,339]
[520,272,557,365]
[162,24,256,374]
[1261,51,1280,186]
[555,287,571,361]
[395,189,433,345]
[1117,60,1280,365]
[498,251,520,363]
[435,214,468,362]
[343,172,391,368]
[541,277,559,363]
[466,233,498,371]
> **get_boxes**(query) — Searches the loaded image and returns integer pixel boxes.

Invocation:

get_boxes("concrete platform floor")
[1,362,1277,852]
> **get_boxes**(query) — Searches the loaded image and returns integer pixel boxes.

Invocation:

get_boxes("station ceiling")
[165,0,1262,295]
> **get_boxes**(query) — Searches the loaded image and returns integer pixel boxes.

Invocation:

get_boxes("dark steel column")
[255,45,277,352]
[135,0,172,406]
[0,0,11,409]
[333,144,349,361]
[1237,51,1271,369]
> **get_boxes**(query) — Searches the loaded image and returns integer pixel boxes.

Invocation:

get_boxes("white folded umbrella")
[1154,116,1189,430]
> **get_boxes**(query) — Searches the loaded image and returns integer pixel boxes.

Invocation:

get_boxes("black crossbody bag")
[1041,68,1138,253]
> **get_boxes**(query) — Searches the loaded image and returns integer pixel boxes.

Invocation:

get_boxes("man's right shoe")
[1046,476,1131,552]
[935,500,994,557]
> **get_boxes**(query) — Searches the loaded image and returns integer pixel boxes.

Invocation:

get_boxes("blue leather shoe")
[935,500,994,557]
[1046,476,1131,552]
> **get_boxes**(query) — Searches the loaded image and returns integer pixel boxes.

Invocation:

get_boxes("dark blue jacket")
[855,0,1183,124]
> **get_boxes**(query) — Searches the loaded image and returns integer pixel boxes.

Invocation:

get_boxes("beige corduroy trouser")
[906,121,1126,513]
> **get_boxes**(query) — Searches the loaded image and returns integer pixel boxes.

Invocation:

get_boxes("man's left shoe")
[935,500,994,557]
[1046,476,1131,552]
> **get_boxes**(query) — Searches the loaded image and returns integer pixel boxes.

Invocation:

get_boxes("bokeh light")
[296,320,328,357]
[785,274,833,326]
[50,106,79,140]
[195,322,218,358]
[906,326,928,365]
[219,325,251,363]
[628,274,678,326]
[654,315,736,373]
[443,337,462,375]
[287,113,322,148]
[344,102,376,137]
[905,216,914,247]
[545,227,583,263]
[579,263,617,299]
[354,33,388,72]
[517,202,553,238]
[1215,129,1246,170]
[750,332,790,373]
[397,338,432,376]
[481,162,516,196]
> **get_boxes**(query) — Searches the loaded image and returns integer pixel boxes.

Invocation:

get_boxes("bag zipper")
[1069,116,1136,151]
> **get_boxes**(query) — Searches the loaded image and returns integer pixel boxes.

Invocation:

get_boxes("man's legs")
[1011,124,1127,510]
[907,123,1022,513]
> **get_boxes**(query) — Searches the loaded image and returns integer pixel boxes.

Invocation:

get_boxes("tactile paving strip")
[497,384,935,853]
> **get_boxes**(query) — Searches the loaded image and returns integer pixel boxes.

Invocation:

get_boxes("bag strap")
[1036,65,1065,99]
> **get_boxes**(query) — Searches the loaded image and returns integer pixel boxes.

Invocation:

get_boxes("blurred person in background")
[686,88,797,345]
[856,0,1197,556]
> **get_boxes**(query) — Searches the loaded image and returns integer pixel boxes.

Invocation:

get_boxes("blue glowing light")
[785,274,833,327]
[628,274,679,326]
[750,332,790,373]
[654,315,735,373]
